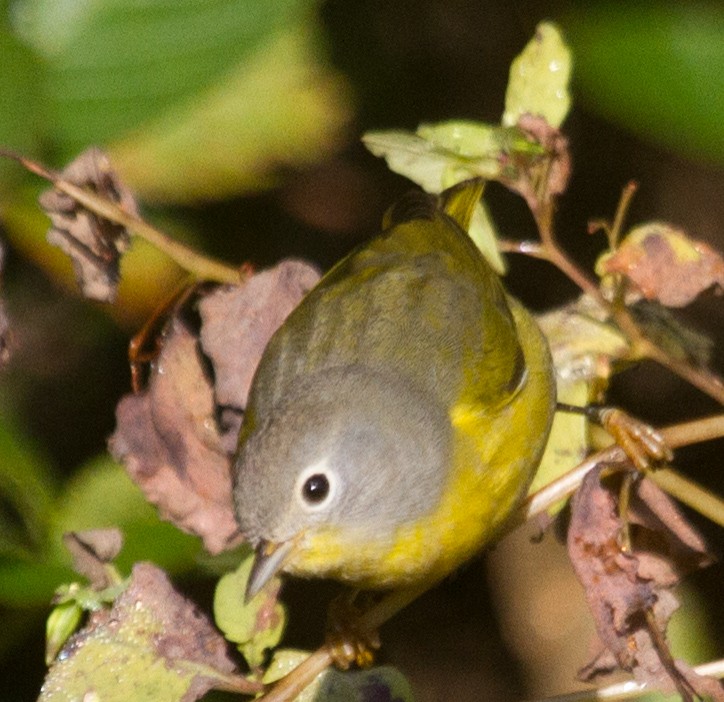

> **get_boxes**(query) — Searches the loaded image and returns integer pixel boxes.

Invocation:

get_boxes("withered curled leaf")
[110,260,320,553]
[110,318,240,554]
[568,468,722,701]
[62,529,124,589]
[198,259,319,452]
[39,147,136,302]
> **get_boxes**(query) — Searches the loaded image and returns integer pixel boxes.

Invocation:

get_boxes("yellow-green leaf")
[40,563,239,702]
[503,21,572,129]
[45,601,82,665]
[214,551,286,670]
[531,295,631,504]
[109,24,352,203]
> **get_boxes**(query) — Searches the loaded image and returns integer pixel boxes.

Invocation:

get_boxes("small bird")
[233,180,556,600]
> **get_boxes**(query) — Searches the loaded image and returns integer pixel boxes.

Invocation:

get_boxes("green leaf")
[363,130,462,193]
[40,563,240,702]
[13,0,352,201]
[564,4,724,164]
[109,23,352,203]
[15,0,309,149]
[468,201,506,275]
[503,21,572,129]
[364,122,518,192]
[45,600,83,665]
[0,411,57,554]
[264,649,325,702]
[364,125,515,273]
[0,16,45,187]
[531,296,632,505]
[214,551,286,669]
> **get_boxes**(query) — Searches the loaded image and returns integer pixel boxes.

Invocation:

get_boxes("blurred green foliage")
[565,2,724,165]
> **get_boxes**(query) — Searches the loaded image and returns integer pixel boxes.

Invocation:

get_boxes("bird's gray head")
[233,365,452,551]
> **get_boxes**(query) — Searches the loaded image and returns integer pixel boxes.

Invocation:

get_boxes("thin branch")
[257,649,333,702]
[502,179,724,406]
[0,149,244,286]
[649,468,724,529]
[522,413,724,527]
[521,193,724,406]
[524,657,724,702]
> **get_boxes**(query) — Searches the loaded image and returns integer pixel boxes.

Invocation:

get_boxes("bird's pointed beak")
[245,539,294,603]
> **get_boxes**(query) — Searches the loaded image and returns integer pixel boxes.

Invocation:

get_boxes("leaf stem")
[0,149,244,286]
[524,657,724,702]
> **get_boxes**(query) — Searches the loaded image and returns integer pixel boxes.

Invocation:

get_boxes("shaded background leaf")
[564,3,724,165]
[15,0,346,199]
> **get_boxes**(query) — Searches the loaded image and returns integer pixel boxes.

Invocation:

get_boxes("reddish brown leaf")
[125,564,238,683]
[110,319,239,554]
[39,147,136,302]
[599,223,724,307]
[110,261,319,553]
[568,468,722,701]
[62,529,123,589]
[629,477,714,585]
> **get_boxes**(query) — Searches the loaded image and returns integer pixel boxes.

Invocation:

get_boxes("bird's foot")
[325,591,381,670]
[596,407,673,471]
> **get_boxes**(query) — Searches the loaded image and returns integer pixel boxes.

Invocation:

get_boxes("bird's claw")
[325,593,381,670]
[597,407,673,471]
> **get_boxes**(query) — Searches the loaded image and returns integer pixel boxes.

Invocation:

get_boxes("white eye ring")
[294,460,338,513]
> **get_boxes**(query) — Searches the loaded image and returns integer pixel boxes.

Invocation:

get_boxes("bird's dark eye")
[302,473,330,503]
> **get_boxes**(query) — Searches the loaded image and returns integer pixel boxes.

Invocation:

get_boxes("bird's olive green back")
[247,191,525,419]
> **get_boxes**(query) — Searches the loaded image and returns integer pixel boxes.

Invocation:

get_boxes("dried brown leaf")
[110,261,319,552]
[568,469,722,700]
[198,260,319,451]
[62,528,123,589]
[629,477,715,585]
[598,223,724,307]
[39,147,136,302]
[40,562,255,702]
[110,318,239,554]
